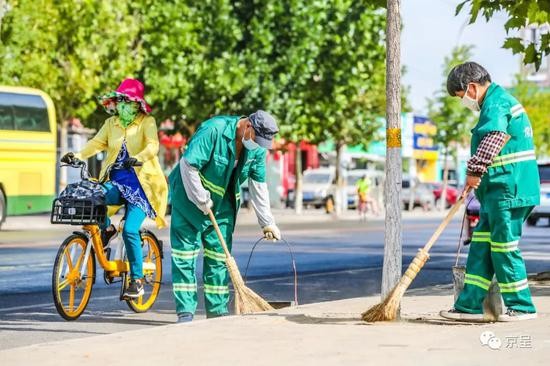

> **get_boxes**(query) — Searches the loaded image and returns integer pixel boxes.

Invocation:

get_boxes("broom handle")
[208,210,232,258]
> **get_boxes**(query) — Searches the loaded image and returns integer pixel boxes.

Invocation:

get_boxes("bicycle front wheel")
[52,234,95,321]
[126,231,162,313]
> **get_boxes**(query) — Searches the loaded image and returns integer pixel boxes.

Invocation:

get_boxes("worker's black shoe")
[124,279,144,298]
[206,312,229,319]
[101,224,117,247]
[498,309,537,322]
[440,308,487,322]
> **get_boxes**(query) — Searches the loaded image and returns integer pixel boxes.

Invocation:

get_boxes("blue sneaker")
[177,312,194,323]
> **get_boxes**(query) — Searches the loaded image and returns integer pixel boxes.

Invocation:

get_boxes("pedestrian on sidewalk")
[61,78,168,298]
[168,111,281,323]
[440,62,540,322]
[356,175,379,220]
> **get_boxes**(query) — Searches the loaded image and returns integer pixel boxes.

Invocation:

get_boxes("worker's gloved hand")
[197,199,213,215]
[61,152,75,164]
[123,157,139,169]
[263,224,281,241]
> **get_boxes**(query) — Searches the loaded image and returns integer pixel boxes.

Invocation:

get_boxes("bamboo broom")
[208,210,274,315]
[362,189,471,322]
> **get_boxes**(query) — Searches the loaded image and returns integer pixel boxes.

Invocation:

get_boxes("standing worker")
[440,62,540,322]
[169,111,282,322]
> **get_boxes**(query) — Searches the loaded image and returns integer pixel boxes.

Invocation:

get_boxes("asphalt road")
[1,211,549,350]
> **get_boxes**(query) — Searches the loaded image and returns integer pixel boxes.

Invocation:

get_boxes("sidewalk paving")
[2,284,548,366]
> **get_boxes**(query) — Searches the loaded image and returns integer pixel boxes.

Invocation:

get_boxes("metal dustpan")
[241,237,298,310]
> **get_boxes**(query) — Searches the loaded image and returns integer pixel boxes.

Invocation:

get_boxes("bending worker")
[440,62,540,322]
[168,110,281,323]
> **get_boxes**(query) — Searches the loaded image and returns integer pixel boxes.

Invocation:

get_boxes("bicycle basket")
[51,180,106,225]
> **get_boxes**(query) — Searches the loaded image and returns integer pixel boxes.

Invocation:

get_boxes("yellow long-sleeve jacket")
[75,114,168,228]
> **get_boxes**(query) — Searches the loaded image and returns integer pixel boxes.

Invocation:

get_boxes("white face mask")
[461,84,480,112]
[242,126,260,150]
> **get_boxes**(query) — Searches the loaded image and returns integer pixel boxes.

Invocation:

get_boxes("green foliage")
[0,0,141,125]
[292,1,387,149]
[511,77,550,155]
[456,0,550,70]
[0,0,389,147]
[428,45,477,150]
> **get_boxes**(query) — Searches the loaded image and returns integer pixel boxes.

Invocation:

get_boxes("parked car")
[527,162,550,226]
[286,168,337,209]
[432,182,459,208]
[346,169,384,209]
[401,175,435,211]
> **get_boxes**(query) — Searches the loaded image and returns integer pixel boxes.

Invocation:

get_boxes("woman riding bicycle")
[61,78,168,298]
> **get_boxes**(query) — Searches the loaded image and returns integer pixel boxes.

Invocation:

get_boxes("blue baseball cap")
[248,110,279,149]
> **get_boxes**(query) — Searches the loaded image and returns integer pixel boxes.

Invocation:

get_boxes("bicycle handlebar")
[61,157,143,183]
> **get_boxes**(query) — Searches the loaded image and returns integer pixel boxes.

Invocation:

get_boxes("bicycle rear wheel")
[52,234,95,320]
[126,231,162,313]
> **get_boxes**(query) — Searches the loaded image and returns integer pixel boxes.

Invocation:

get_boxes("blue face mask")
[242,126,260,150]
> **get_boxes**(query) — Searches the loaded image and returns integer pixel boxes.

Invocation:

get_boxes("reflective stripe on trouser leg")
[455,211,495,314]
[202,219,233,316]
[170,209,201,315]
[489,206,536,313]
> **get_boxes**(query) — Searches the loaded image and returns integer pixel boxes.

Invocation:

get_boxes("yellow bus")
[0,86,57,229]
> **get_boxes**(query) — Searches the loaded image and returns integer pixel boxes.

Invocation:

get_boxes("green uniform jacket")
[168,116,267,230]
[472,83,540,211]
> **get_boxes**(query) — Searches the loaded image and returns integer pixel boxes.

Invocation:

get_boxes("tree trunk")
[439,149,449,211]
[333,141,346,218]
[381,0,402,303]
[294,145,303,215]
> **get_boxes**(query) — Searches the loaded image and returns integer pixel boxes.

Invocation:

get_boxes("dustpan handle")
[243,237,299,305]
[208,210,231,258]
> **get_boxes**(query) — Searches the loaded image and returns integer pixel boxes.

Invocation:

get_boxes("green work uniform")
[168,116,267,316]
[455,83,540,314]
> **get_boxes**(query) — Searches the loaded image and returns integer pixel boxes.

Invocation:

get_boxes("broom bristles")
[225,256,274,315]
[362,249,430,322]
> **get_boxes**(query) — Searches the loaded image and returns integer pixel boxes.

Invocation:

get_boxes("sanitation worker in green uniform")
[440,62,540,322]
[169,111,281,323]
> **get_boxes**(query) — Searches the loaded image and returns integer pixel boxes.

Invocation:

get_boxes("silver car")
[401,176,436,211]
[527,163,550,226]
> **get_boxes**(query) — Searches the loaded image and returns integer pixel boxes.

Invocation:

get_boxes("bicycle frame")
[83,225,129,277]
[81,223,157,279]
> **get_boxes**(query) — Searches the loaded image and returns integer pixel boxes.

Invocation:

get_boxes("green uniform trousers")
[170,207,234,317]
[455,206,536,314]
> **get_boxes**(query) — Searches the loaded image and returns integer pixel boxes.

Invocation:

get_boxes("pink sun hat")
[99,78,152,115]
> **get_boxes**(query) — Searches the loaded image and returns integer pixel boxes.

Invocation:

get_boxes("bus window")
[0,104,14,130]
[0,87,57,229]
[0,93,51,132]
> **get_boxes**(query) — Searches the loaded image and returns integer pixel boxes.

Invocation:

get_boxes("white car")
[527,163,550,226]
[287,168,336,209]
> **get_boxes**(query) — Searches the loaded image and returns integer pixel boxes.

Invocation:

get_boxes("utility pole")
[381,0,402,304]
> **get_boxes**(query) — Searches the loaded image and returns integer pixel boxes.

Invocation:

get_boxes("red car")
[431,183,459,208]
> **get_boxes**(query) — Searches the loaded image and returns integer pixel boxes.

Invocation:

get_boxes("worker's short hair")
[446,62,491,96]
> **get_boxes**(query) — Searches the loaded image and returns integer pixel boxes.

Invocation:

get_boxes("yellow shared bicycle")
[50,159,163,321]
